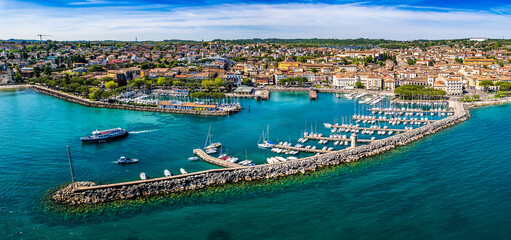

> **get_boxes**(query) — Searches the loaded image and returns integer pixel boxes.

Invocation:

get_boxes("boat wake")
[129,129,159,134]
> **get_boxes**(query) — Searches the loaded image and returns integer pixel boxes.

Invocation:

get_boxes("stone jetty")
[23,85,240,116]
[50,99,502,206]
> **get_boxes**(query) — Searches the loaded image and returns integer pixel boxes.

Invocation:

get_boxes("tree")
[106,80,118,89]
[499,82,511,91]
[311,68,317,73]
[472,94,480,100]
[479,80,494,91]
[407,58,417,65]
[355,81,364,89]
[242,78,252,85]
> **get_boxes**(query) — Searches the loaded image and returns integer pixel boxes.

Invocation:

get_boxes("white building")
[333,74,360,89]
[445,78,463,95]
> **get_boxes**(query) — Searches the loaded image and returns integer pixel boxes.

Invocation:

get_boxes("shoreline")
[1,84,240,116]
[50,98,511,206]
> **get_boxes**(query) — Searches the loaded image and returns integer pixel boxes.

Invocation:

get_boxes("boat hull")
[81,132,128,143]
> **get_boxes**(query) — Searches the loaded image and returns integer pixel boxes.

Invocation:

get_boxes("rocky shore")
[17,85,240,116]
[51,98,509,206]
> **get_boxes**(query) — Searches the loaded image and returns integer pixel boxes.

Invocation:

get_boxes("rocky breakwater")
[29,85,239,116]
[51,102,470,206]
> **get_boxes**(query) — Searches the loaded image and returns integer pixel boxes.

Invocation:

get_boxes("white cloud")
[0,1,509,41]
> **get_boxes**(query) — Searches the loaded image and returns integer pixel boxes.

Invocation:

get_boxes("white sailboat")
[257,124,275,148]
[140,172,147,180]
[180,168,188,174]
[204,125,221,150]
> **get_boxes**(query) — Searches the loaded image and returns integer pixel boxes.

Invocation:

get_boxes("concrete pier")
[352,116,436,123]
[332,124,410,132]
[370,107,454,114]
[274,144,331,154]
[305,135,375,143]
[193,149,241,168]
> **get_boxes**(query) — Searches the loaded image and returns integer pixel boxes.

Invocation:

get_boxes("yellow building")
[463,59,496,66]
[278,62,301,71]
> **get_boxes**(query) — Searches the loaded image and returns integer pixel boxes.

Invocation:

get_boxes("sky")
[0,0,510,41]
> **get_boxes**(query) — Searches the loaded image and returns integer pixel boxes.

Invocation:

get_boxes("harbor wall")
[53,100,479,206]
[27,85,239,116]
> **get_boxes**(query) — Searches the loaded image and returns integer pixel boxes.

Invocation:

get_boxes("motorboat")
[117,156,138,164]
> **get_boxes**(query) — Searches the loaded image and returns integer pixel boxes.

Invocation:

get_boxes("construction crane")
[37,34,52,41]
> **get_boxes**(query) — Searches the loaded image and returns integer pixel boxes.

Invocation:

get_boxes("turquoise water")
[1,89,511,239]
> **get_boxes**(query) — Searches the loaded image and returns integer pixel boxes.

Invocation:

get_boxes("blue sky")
[1,0,510,41]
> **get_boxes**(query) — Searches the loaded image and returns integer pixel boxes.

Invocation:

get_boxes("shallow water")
[1,89,510,239]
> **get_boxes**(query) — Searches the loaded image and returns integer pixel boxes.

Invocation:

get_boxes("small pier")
[305,136,376,143]
[370,107,454,114]
[352,116,436,123]
[275,144,331,154]
[193,149,241,168]
[332,124,410,132]
[309,90,318,100]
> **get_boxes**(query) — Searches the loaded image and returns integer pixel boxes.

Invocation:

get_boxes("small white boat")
[323,123,332,128]
[180,168,188,174]
[205,148,217,154]
[275,156,287,162]
[287,157,298,160]
[164,169,172,177]
[188,157,199,161]
[140,172,146,180]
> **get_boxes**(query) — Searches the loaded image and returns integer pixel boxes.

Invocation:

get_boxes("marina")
[3,88,511,239]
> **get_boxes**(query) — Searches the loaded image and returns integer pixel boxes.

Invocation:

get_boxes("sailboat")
[258,124,275,148]
[204,125,221,150]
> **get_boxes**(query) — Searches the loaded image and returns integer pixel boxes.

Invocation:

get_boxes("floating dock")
[305,135,375,143]
[352,116,436,123]
[370,107,454,114]
[332,124,410,132]
[193,149,241,168]
[275,144,331,154]
[309,90,318,100]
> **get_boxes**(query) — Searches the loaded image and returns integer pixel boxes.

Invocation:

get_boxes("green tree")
[106,80,118,89]
[311,68,317,73]
[355,81,364,89]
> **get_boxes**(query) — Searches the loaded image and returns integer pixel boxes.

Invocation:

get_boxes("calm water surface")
[0,89,510,240]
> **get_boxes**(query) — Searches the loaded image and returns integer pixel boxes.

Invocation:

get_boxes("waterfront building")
[333,73,359,89]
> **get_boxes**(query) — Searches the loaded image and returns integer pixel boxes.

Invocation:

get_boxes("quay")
[370,107,454,114]
[274,144,331,154]
[193,149,241,168]
[304,135,376,143]
[332,124,410,132]
[352,116,436,123]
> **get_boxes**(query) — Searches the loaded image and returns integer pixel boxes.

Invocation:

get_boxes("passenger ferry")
[80,128,128,143]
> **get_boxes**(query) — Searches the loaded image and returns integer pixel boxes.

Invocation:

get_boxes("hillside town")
[1,39,511,100]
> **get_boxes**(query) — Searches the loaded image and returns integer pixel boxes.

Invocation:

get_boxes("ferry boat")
[80,128,128,143]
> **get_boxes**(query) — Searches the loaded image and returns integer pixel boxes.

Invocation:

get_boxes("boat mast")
[67,145,76,187]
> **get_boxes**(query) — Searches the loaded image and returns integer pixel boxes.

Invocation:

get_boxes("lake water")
[0,89,510,239]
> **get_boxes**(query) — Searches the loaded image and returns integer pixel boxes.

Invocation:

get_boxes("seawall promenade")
[50,98,511,206]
